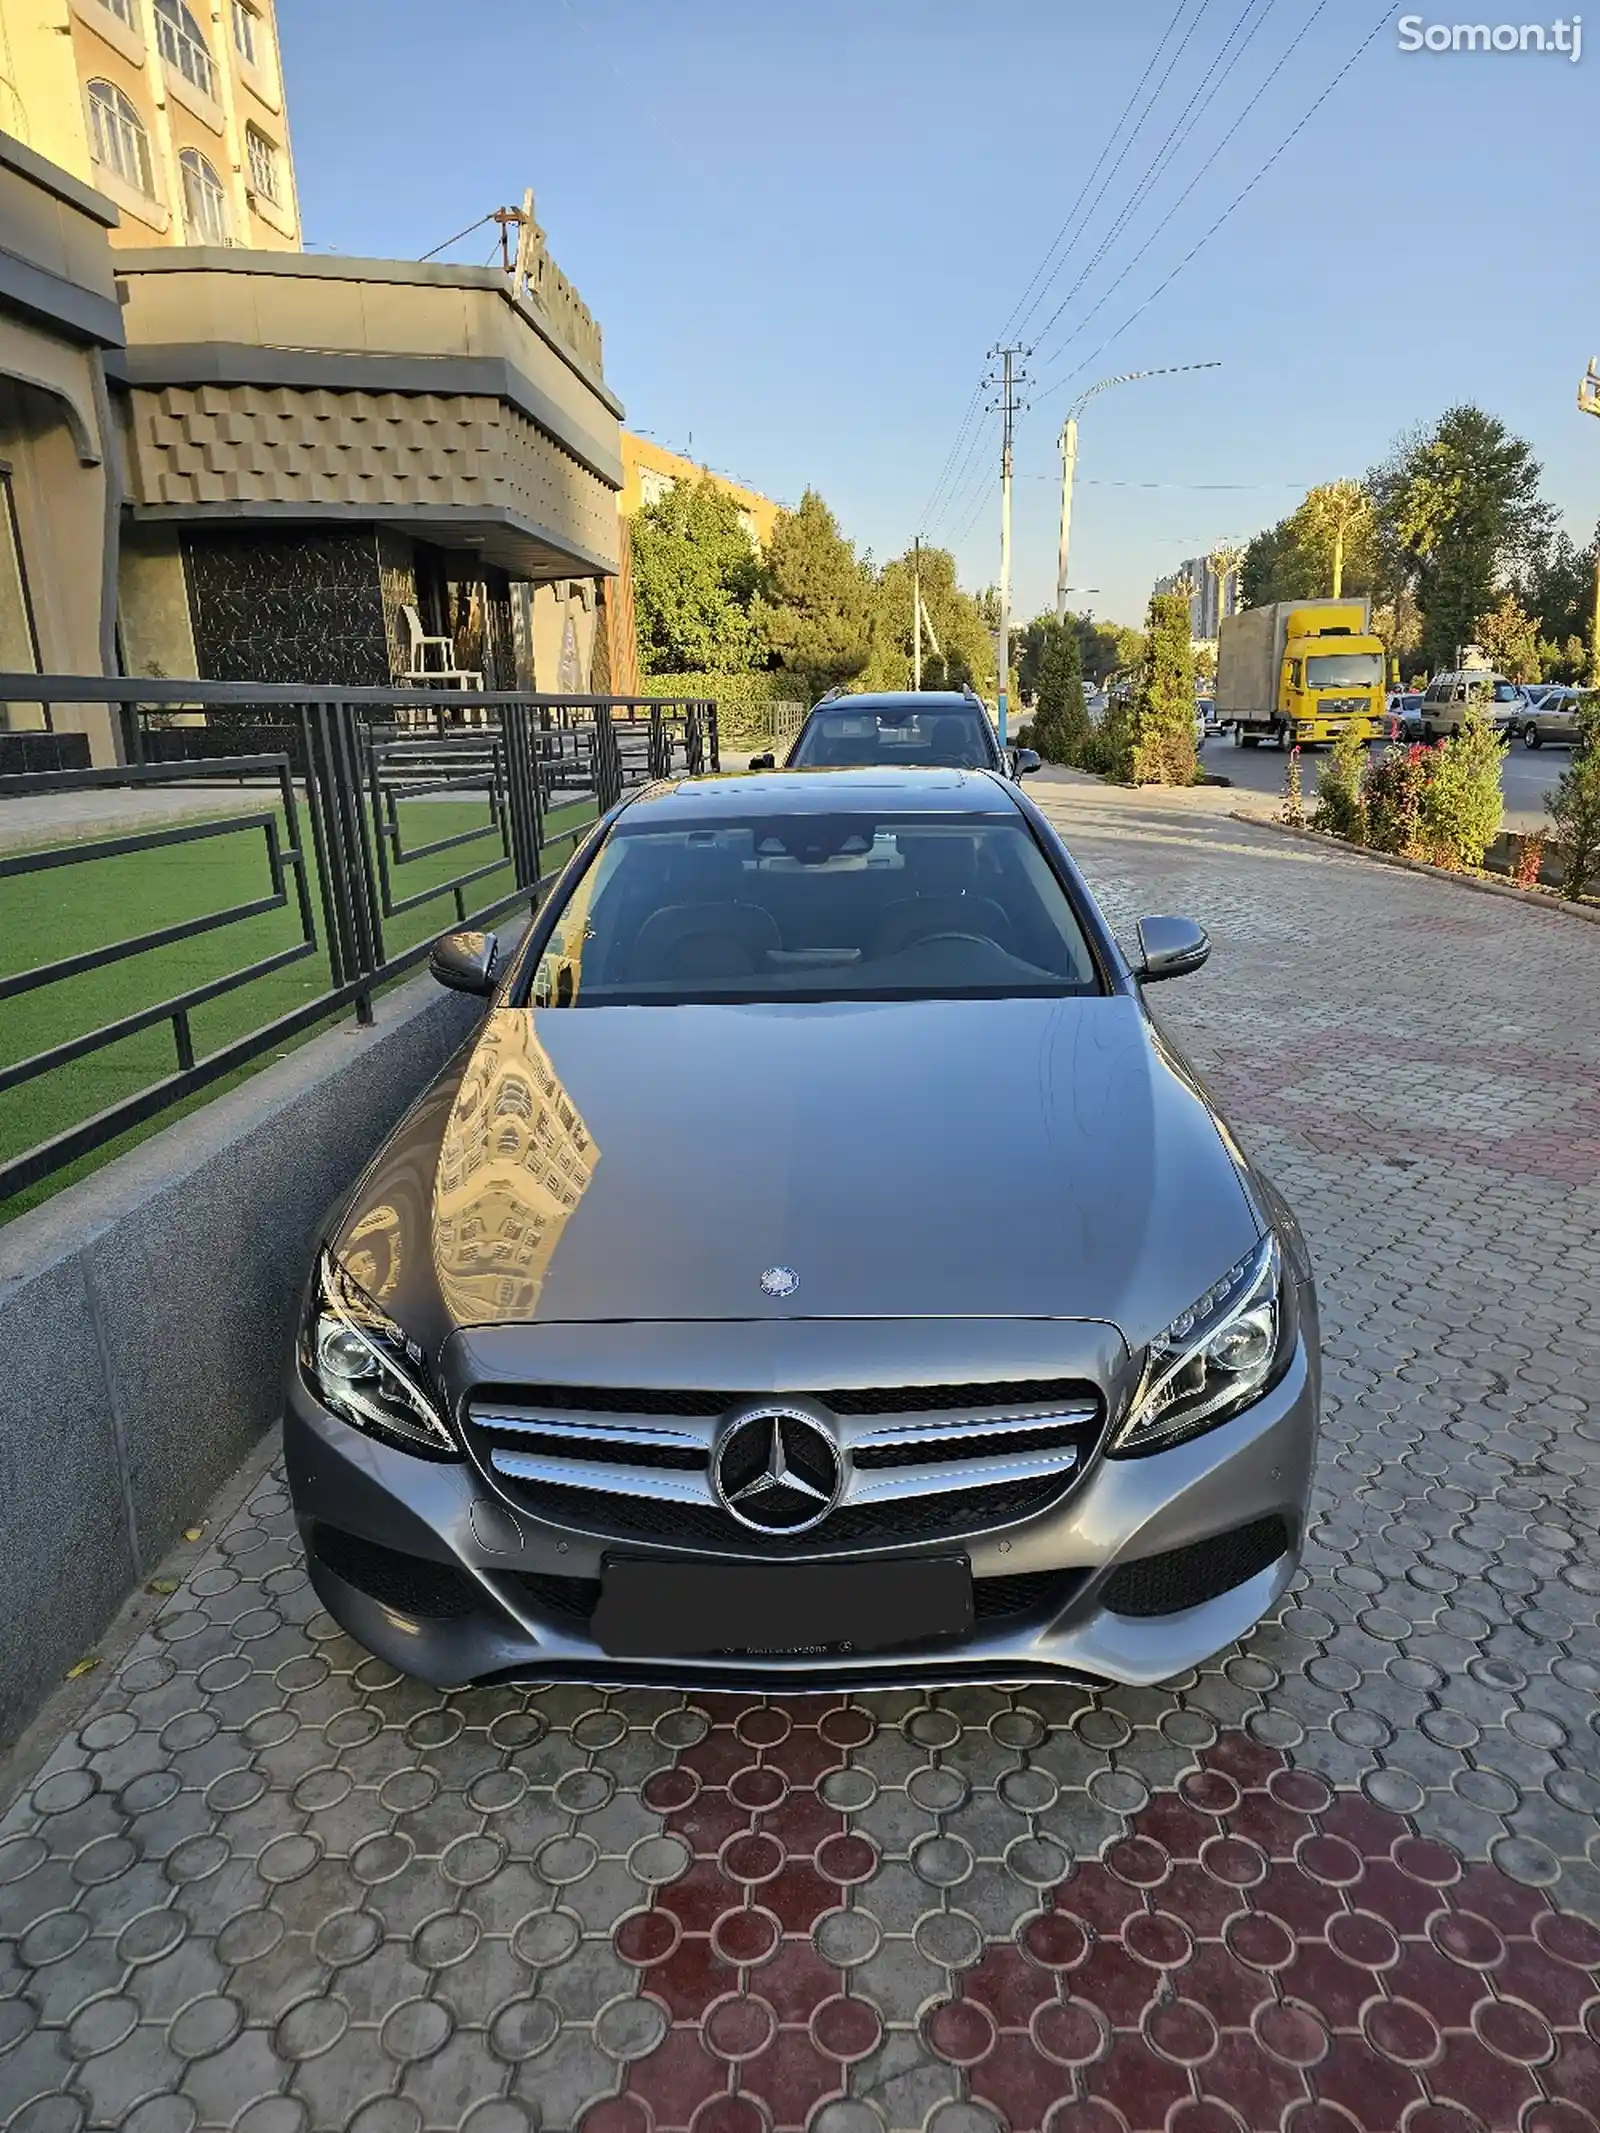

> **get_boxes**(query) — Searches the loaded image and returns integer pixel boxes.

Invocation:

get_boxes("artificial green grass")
[0,789,597,1221]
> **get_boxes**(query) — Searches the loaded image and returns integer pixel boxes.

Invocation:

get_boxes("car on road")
[750,689,1040,782]
[285,765,1321,1691]
[1415,670,1527,740]
[1520,685,1591,748]
[1386,691,1424,741]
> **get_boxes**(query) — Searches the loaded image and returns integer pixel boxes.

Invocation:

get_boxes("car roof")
[622,766,1016,820]
[808,692,986,714]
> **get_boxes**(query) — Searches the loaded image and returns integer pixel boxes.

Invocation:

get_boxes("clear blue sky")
[281,0,1600,626]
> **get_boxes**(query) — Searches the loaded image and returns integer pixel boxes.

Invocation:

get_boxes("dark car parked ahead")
[752,689,1040,780]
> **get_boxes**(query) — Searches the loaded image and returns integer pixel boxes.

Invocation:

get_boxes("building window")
[154,0,216,99]
[96,0,138,24]
[179,148,230,244]
[0,475,41,678]
[86,79,155,195]
[245,125,279,202]
[230,0,258,63]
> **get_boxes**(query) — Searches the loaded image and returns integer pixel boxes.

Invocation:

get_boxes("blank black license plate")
[593,1555,973,1658]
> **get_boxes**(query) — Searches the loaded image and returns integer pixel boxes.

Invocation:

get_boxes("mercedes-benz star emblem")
[713,1407,843,1535]
[760,1265,799,1298]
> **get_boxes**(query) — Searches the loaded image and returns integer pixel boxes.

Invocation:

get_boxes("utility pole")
[1579,361,1600,684]
[912,535,922,691]
[990,345,1027,747]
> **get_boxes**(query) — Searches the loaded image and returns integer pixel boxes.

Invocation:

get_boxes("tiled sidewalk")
[2,780,1597,2132]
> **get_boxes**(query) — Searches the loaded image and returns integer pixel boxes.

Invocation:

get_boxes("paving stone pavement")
[3,778,1598,2133]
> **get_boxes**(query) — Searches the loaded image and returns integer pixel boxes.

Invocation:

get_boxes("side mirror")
[1012,748,1041,778]
[1135,915,1210,984]
[430,929,500,997]
[748,752,776,770]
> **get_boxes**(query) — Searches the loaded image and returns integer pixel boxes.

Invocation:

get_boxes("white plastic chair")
[401,604,483,690]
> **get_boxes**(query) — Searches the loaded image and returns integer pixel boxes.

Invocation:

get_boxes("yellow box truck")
[1217,598,1386,749]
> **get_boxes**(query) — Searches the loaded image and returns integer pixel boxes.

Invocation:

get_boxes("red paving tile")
[595,1726,1600,2133]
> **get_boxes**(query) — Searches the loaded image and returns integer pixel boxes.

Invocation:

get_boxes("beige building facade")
[0,128,123,758]
[0,0,300,253]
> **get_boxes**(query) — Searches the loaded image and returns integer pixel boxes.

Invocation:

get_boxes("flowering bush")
[1360,742,1433,856]
[1510,831,1546,888]
[1280,745,1306,829]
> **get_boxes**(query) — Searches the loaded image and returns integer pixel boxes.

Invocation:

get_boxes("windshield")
[1305,653,1383,688]
[525,811,1101,1006]
[787,706,996,770]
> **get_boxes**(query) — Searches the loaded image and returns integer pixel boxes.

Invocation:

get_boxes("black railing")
[0,679,718,1201]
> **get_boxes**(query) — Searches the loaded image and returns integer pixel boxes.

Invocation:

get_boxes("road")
[3,771,1598,2133]
[1201,727,1569,833]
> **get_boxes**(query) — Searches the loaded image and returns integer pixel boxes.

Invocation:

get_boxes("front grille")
[463,1379,1103,1555]
[1100,1516,1289,1618]
[493,1478,1072,1552]
[310,1527,480,1620]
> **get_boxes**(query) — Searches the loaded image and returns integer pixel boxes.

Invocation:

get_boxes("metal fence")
[0,678,718,1200]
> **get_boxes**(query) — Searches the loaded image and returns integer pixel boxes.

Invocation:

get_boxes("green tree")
[1028,618,1089,764]
[1548,701,1600,896]
[1311,721,1369,841]
[630,477,760,674]
[1293,481,1377,599]
[1128,591,1197,785]
[1240,517,1314,608]
[1474,593,1541,682]
[753,490,872,701]
[864,546,996,695]
[1369,406,1557,673]
[1241,482,1377,608]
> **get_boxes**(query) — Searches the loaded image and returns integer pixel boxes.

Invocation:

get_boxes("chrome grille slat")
[851,1447,1080,1504]
[852,1406,1097,1449]
[490,1449,712,1504]
[473,1410,701,1452]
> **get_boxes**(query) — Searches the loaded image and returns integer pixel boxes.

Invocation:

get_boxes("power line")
[925,2,1198,549]
[1032,0,1388,402]
[920,377,988,529]
[1027,0,1283,356]
[996,0,1197,347]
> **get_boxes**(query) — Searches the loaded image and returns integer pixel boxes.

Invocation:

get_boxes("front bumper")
[283,1319,1319,1692]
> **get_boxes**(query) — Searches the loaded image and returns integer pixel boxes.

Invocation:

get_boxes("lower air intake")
[1100,1516,1289,1619]
[310,1527,480,1620]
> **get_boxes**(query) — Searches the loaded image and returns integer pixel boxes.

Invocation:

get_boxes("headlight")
[301,1253,457,1458]
[1110,1235,1288,1458]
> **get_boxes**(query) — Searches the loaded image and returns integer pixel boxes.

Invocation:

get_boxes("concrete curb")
[1228,810,1600,925]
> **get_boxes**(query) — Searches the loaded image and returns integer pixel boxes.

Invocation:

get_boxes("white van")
[1416,670,1526,740]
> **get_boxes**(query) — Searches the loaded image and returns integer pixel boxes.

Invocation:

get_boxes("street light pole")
[1055,362,1223,622]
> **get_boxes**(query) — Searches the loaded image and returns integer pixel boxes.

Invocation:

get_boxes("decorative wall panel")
[184,527,389,685]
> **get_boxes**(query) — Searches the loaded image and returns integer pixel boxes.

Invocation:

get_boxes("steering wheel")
[898,929,995,953]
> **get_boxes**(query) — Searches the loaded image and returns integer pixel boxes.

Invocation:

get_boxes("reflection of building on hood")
[342,1202,404,1303]
[432,1018,598,1323]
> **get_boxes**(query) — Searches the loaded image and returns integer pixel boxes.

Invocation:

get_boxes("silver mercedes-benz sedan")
[284,765,1319,1690]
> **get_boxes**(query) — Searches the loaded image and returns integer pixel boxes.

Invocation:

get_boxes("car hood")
[339,993,1262,1356]
[331,997,1261,1354]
